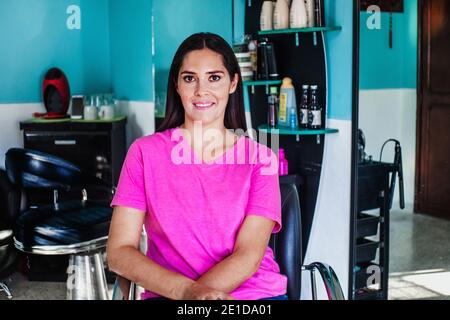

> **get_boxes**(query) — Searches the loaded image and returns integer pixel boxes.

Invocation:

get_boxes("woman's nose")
[194,79,209,96]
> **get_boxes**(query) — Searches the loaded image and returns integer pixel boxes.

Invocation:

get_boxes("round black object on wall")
[41,68,71,119]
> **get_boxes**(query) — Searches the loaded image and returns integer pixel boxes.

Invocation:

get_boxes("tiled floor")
[1,211,450,300]
[389,210,450,300]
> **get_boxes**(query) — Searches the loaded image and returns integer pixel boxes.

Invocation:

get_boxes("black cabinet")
[19,118,127,204]
[350,161,395,300]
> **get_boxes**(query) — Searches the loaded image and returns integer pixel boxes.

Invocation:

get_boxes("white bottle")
[305,0,316,27]
[289,0,308,29]
[260,1,274,31]
[273,0,289,30]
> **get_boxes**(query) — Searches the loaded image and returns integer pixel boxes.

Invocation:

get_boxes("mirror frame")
[349,0,361,300]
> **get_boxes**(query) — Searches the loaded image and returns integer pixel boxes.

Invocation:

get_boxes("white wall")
[301,119,352,299]
[117,100,155,147]
[359,89,417,210]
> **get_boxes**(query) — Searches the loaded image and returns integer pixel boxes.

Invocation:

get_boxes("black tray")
[357,213,380,239]
[356,238,379,264]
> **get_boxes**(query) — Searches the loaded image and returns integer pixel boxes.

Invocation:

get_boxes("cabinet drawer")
[23,131,112,184]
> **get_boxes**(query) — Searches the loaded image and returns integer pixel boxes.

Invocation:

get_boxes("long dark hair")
[156,33,247,133]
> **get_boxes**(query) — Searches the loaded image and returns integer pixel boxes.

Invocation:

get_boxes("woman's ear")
[229,73,239,94]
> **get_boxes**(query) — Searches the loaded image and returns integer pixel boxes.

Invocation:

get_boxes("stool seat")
[14,200,112,254]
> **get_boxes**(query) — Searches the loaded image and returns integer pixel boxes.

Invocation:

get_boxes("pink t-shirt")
[110,127,287,300]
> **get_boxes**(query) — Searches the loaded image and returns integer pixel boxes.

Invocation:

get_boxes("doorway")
[415,0,450,219]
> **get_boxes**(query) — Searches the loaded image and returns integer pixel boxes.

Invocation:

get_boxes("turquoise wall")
[109,0,153,101]
[153,0,234,117]
[359,0,417,90]
[0,0,111,103]
[324,0,354,121]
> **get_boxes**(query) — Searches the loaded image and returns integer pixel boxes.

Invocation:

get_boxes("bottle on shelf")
[308,85,323,129]
[247,36,258,81]
[273,0,290,30]
[290,0,308,29]
[268,86,279,128]
[299,84,310,128]
[278,148,289,176]
[305,0,316,27]
[260,0,274,31]
[314,0,325,27]
[289,104,297,129]
[279,77,298,128]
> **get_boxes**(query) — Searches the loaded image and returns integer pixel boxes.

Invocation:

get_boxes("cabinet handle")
[54,140,77,145]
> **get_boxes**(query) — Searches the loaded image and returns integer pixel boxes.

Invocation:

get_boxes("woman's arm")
[107,206,233,300]
[196,215,275,294]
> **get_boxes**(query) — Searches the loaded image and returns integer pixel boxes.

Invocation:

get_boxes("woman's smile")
[193,101,216,110]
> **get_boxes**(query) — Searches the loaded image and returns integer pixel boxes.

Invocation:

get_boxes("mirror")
[352,0,450,300]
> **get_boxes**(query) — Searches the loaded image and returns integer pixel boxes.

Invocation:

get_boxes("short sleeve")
[245,145,282,233]
[110,140,147,212]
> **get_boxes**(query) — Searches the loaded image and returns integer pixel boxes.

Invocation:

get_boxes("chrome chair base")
[67,251,109,300]
[15,237,109,300]
[0,281,12,299]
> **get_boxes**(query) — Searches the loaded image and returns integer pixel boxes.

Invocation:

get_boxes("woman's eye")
[183,76,195,83]
[209,75,221,82]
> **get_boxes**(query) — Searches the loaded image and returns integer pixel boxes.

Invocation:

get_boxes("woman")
[107,33,287,300]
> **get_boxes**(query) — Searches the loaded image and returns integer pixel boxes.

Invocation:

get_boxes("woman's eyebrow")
[180,70,225,75]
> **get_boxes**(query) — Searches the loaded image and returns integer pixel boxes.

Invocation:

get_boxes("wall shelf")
[258,125,339,136]
[259,26,342,46]
[243,80,282,96]
[258,125,338,144]
[243,80,282,87]
[258,26,342,36]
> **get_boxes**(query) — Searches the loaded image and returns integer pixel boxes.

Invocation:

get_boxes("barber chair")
[0,169,20,299]
[4,148,114,300]
[112,179,344,300]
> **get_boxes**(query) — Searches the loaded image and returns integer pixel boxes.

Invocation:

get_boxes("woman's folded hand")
[180,282,234,300]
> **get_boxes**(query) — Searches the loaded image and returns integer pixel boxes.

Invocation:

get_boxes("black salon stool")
[5,148,113,300]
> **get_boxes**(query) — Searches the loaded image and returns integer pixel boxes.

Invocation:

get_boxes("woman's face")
[176,48,238,128]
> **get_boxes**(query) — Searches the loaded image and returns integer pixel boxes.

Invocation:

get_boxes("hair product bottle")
[308,85,323,129]
[305,0,316,27]
[300,85,310,128]
[260,1,274,31]
[289,0,308,28]
[279,77,298,128]
[274,0,290,30]
[278,148,289,176]
[268,86,279,128]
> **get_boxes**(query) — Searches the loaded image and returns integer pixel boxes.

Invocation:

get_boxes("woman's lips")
[193,102,215,110]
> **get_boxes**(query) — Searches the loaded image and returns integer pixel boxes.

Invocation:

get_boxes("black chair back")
[269,182,302,300]
[5,148,81,191]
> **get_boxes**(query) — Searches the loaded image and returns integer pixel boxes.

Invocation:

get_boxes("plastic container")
[274,0,289,30]
[290,0,308,28]
[278,148,289,176]
[278,77,298,128]
[260,0,274,31]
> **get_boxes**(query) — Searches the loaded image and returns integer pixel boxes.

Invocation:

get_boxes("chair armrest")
[0,170,21,228]
[112,275,136,300]
[302,262,345,300]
